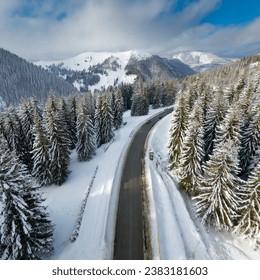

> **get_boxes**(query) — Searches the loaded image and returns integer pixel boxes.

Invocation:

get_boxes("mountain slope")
[173,51,233,72]
[0,48,78,107]
[35,50,195,92]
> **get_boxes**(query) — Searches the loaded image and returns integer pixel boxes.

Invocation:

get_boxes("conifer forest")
[168,55,260,246]
[0,80,176,259]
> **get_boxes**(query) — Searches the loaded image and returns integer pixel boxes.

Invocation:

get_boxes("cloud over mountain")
[1,0,260,60]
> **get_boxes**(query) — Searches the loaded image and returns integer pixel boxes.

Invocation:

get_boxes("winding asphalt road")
[113,108,173,260]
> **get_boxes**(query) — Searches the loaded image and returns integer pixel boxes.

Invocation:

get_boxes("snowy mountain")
[35,50,194,92]
[0,48,78,107]
[172,51,233,72]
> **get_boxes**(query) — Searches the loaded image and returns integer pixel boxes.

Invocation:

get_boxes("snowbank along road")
[113,108,173,260]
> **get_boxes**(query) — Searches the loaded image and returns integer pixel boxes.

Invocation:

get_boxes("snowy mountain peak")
[172,51,232,72]
[36,50,151,71]
[35,50,194,92]
[130,50,152,61]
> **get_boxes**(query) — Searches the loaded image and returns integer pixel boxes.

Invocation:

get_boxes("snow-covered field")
[146,114,260,260]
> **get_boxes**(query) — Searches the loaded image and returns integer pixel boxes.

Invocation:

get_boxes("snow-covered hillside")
[172,51,232,72]
[35,50,138,92]
[35,50,194,92]
[36,50,151,71]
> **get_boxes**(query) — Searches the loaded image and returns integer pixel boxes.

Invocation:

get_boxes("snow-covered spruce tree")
[45,105,70,186]
[203,89,227,160]
[238,95,260,177]
[214,104,241,149]
[59,96,77,149]
[131,93,149,116]
[186,82,199,110]
[94,94,103,148]
[22,180,54,257]
[119,83,134,111]
[177,98,205,196]
[131,81,149,116]
[68,95,78,146]
[0,138,54,259]
[82,92,95,120]
[19,100,35,171]
[168,90,189,171]
[45,93,58,113]
[194,141,242,230]
[2,106,30,169]
[151,84,162,109]
[94,94,114,148]
[31,113,52,187]
[233,162,260,244]
[113,89,124,130]
[225,85,237,105]
[199,83,212,117]
[76,100,96,161]
[162,80,177,107]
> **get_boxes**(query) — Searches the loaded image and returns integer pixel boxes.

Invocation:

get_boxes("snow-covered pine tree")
[162,80,176,107]
[168,90,189,171]
[194,141,241,230]
[94,94,114,147]
[113,89,124,130]
[119,83,134,111]
[22,181,54,257]
[19,100,35,171]
[45,93,58,113]
[238,91,260,177]
[76,100,96,161]
[233,161,260,244]
[178,98,205,196]
[131,81,149,116]
[94,95,103,148]
[59,96,77,149]
[214,104,241,149]
[151,84,161,109]
[0,137,54,259]
[0,156,34,259]
[131,93,149,116]
[82,92,95,120]
[225,85,236,105]
[203,89,227,160]
[2,106,29,168]
[45,105,70,186]
[31,113,52,187]
[68,95,78,147]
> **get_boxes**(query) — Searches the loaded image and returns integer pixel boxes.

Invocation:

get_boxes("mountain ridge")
[35,50,195,92]
[172,51,233,72]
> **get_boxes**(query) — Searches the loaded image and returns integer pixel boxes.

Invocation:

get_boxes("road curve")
[113,108,173,260]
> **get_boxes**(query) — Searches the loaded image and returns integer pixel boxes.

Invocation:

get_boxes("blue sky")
[203,0,260,25]
[0,0,260,60]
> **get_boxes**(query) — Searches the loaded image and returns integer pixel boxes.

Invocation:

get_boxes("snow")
[39,107,168,259]
[249,61,260,69]
[35,50,151,71]
[130,50,152,61]
[173,51,230,66]
[145,114,260,260]
[34,50,152,92]
[1,106,259,260]
[172,51,232,72]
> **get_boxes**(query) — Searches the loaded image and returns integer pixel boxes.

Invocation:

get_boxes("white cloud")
[0,0,259,60]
